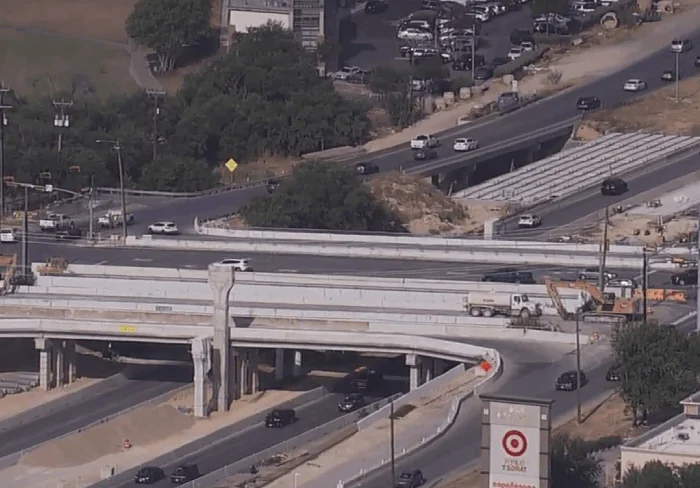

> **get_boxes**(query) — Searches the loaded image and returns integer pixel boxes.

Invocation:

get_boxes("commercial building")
[620,391,700,472]
[221,0,338,69]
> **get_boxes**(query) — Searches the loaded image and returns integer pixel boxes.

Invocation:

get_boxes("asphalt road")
[112,392,361,488]
[347,347,615,488]
[0,365,190,459]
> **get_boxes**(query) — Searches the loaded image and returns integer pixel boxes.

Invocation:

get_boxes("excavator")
[545,278,645,324]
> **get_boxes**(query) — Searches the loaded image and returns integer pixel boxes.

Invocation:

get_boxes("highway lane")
[347,346,615,488]
[0,365,190,459]
[111,392,358,488]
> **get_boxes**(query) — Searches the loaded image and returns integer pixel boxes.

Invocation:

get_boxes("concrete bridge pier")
[191,337,210,418]
[208,264,235,412]
[406,354,424,391]
[421,357,434,384]
[235,349,261,398]
[35,338,53,391]
[292,350,304,377]
[274,348,285,382]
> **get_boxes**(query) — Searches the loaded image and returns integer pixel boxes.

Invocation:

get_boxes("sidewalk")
[266,368,481,488]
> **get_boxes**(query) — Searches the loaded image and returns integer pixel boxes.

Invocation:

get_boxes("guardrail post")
[208,264,235,412]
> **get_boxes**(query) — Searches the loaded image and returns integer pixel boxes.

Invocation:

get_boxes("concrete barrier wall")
[122,236,673,269]
[357,364,466,430]
[90,387,328,488]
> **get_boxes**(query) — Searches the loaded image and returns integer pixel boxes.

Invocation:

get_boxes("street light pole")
[675,51,680,103]
[575,309,582,423]
[22,186,28,276]
[390,399,396,487]
[96,139,128,240]
[0,83,12,228]
[88,174,95,241]
[146,90,165,161]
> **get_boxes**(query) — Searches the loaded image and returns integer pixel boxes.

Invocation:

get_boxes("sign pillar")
[480,394,554,488]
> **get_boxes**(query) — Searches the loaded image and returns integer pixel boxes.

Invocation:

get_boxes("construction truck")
[98,210,135,229]
[545,279,644,324]
[39,213,72,232]
[465,292,542,318]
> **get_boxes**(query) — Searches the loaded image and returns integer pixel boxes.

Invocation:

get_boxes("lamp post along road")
[0,84,12,227]
[96,139,128,239]
[146,90,165,162]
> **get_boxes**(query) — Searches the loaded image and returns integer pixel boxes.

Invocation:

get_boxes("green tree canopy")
[126,0,212,72]
[612,321,697,425]
[621,460,700,488]
[239,161,403,231]
[550,433,602,488]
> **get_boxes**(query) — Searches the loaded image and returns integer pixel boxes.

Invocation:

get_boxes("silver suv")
[220,258,253,271]
[578,267,617,281]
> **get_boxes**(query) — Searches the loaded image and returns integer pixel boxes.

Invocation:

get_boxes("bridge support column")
[34,338,53,391]
[274,349,285,382]
[430,174,439,188]
[292,350,303,378]
[406,354,422,391]
[191,337,210,418]
[64,340,77,384]
[209,264,235,412]
[234,349,245,400]
[248,349,260,394]
[422,358,434,383]
[55,340,66,388]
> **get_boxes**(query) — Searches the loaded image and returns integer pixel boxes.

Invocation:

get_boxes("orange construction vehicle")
[545,279,645,324]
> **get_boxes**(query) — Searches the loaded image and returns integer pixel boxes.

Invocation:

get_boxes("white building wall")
[228,9,292,32]
[620,448,700,474]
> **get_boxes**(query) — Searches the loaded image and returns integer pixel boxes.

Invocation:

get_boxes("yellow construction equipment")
[545,279,644,323]
[36,257,68,275]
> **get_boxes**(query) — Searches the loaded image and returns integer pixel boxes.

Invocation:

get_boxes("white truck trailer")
[465,292,541,318]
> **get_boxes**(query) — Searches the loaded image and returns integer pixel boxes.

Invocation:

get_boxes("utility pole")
[52,99,73,154]
[675,51,680,103]
[696,212,700,332]
[598,206,610,292]
[96,139,128,239]
[88,174,94,241]
[390,399,396,487]
[642,247,648,323]
[146,90,165,161]
[0,83,12,228]
[21,186,28,277]
[575,309,581,424]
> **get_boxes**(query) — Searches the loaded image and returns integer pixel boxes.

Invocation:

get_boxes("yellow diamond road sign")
[225,158,238,173]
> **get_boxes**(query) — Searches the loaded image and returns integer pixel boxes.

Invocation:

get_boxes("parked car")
[482,269,536,284]
[413,148,438,160]
[266,178,281,193]
[578,267,617,281]
[338,393,366,412]
[473,66,494,81]
[55,227,83,240]
[453,138,479,152]
[452,54,486,70]
[147,221,180,235]
[520,40,535,51]
[219,258,253,271]
[134,466,165,484]
[672,268,698,286]
[671,38,693,53]
[410,134,439,149]
[507,46,524,60]
[576,96,601,111]
[0,228,18,243]
[364,0,388,13]
[356,162,380,175]
[517,214,541,228]
[396,469,426,488]
[398,28,433,41]
[661,69,677,81]
[601,176,628,196]
[332,66,361,81]
[265,409,297,428]
[170,464,201,484]
[608,278,636,287]
[623,79,647,92]
[555,370,588,391]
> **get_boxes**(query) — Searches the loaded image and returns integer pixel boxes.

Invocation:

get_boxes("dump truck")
[39,214,72,232]
[545,279,645,324]
[465,292,542,318]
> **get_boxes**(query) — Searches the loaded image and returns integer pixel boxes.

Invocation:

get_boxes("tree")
[550,433,601,488]
[139,155,216,191]
[126,0,212,72]
[612,321,697,425]
[239,161,403,231]
[620,461,680,488]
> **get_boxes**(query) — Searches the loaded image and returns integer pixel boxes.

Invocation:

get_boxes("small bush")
[493,48,547,78]
[546,70,563,85]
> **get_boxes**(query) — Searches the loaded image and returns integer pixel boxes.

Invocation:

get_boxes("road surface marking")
[95,260,108,265]
[277,269,299,273]
[634,270,658,280]
[132,258,153,262]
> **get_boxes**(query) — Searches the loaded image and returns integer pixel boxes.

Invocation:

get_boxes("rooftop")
[635,417,700,456]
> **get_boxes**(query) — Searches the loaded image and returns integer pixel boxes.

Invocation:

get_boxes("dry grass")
[578,214,696,246]
[587,75,700,136]
[436,393,640,488]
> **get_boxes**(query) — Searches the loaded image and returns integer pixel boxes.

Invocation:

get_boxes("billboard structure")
[480,394,554,488]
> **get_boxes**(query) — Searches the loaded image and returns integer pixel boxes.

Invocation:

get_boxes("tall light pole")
[96,139,128,239]
[52,99,73,154]
[675,51,680,103]
[575,309,582,424]
[390,399,396,487]
[0,83,12,228]
[146,90,165,161]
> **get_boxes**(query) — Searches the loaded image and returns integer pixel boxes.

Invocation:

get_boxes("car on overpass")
[517,214,541,228]
[578,267,617,282]
[453,137,479,152]
[220,258,253,271]
[482,269,536,284]
[410,134,439,150]
[148,221,180,235]
[396,469,427,487]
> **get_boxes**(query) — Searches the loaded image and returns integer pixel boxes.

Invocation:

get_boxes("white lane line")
[95,260,108,265]
[277,269,299,273]
[633,269,659,280]
[133,258,153,262]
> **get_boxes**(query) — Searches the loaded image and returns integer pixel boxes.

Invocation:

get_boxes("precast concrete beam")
[55,340,65,388]
[406,353,422,391]
[64,339,77,384]
[208,264,235,412]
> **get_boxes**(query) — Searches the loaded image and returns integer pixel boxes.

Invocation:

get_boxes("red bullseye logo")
[502,430,527,457]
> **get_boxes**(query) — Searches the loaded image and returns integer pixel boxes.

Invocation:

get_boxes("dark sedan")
[413,149,438,161]
[661,69,678,81]
[606,367,621,382]
[364,0,387,13]
[555,370,588,391]
[576,96,601,111]
[134,466,165,484]
[338,393,366,412]
[171,464,200,484]
[356,162,379,175]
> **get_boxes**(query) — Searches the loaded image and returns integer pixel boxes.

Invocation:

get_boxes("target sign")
[502,429,528,457]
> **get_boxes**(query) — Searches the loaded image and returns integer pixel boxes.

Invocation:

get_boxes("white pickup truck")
[39,214,72,232]
[465,292,541,318]
[98,210,135,228]
[410,134,439,150]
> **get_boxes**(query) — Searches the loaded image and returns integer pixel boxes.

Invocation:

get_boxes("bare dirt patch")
[575,213,696,246]
[586,75,700,136]
[0,0,137,43]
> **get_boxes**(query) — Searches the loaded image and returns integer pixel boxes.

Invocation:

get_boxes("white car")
[332,66,361,81]
[410,134,439,149]
[608,278,636,288]
[147,222,180,235]
[470,7,490,22]
[671,39,692,53]
[520,40,535,51]
[507,46,524,61]
[397,28,433,41]
[453,138,479,152]
[623,79,647,92]
[220,258,253,272]
[534,13,570,23]
[517,214,542,228]
[0,229,18,243]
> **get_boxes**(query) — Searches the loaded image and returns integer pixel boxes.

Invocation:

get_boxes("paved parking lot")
[339,0,533,70]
